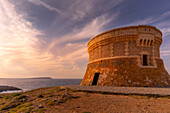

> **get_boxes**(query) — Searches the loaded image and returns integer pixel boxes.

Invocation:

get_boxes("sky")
[0,0,170,78]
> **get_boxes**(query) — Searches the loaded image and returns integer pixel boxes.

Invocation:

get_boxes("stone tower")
[81,25,170,87]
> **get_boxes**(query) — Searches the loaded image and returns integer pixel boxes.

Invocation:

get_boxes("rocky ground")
[0,86,169,113]
[0,86,21,93]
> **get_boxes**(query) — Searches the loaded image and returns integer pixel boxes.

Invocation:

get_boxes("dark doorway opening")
[143,55,148,66]
[92,73,100,85]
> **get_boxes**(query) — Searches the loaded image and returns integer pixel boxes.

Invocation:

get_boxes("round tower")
[81,25,170,87]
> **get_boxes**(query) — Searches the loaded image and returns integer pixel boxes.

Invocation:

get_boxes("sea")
[0,78,82,92]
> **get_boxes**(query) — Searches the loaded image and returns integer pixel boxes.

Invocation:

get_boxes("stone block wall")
[81,25,170,87]
[81,58,170,87]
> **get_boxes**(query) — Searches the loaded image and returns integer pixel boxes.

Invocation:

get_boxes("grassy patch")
[0,102,5,105]
[146,95,159,99]
[127,94,139,99]
[18,95,27,99]
[46,100,56,106]
[127,94,161,99]
[4,95,9,99]
[100,92,108,95]
[47,94,54,98]
[37,94,44,98]
[65,88,71,91]
[27,106,34,111]
[12,93,23,97]
[0,94,27,111]
[70,89,80,92]
[58,94,62,96]
[8,102,33,112]
[0,101,21,111]
[58,99,66,103]
[159,96,170,99]
[33,108,46,113]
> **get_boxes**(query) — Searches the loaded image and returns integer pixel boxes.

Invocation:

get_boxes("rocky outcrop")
[0,86,21,92]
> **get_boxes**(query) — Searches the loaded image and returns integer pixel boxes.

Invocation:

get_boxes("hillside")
[0,86,170,113]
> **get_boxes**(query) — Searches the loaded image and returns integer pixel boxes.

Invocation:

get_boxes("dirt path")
[47,92,170,113]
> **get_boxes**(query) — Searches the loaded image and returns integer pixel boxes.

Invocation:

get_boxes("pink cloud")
[0,1,117,78]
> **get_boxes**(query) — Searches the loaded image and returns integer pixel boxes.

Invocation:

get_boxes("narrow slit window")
[140,39,142,45]
[144,39,146,46]
[143,55,148,66]
[147,40,150,46]
[150,40,153,46]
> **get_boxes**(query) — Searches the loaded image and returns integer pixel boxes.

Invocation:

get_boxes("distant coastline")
[0,79,82,92]
[28,77,52,79]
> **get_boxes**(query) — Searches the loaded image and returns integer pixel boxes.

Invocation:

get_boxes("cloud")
[0,0,43,77]
[27,0,63,15]
[126,11,170,36]
[70,0,93,20]
[70,0,124,21]
[43,13,116,77]
[27,0,124,22]
[160,50,170,56]
[46,13,117,52]
[124,10,170,48]
[0,0,119,78]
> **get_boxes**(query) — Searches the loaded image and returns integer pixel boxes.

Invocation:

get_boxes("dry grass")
[0,86,169,113]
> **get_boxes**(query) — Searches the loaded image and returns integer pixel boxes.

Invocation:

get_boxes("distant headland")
[29,77,52,79]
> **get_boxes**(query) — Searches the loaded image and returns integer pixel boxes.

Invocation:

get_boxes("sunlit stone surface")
[81,25,170,87]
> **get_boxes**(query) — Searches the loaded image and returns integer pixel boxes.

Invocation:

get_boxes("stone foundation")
[81,57,170,87]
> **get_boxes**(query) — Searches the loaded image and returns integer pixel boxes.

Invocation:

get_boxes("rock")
[38,105,44,108]
[56,102,60,105]
[12,95,27,103]
[62,92,73,99]
[0,86,22,92]
[60,86,66,90]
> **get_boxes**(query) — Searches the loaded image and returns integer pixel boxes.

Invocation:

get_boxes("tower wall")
[81,25,170,87]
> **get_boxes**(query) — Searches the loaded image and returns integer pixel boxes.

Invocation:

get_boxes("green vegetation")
[0,86,81,112]
[45,100,56,106]
[58,94,62,96]
[37,94,44,98]
[159,96,170,99]
[126,94,170,99]
[12,93,22,97]
[58,98,66,103]
[33,108,46,113]
[0,94,27,111]
[8,102,33,113]
[0,86,169,112]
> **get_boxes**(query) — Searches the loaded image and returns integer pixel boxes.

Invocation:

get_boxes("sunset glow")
[0,0,170,78]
